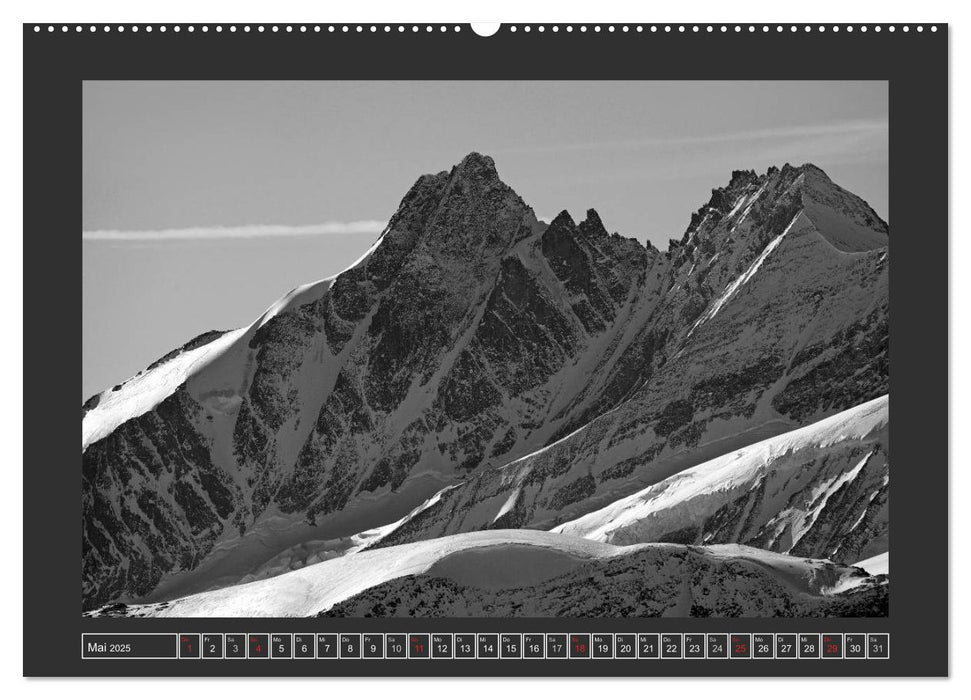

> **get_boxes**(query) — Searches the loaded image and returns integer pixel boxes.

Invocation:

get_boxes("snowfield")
[92,529,879,618]
[110,530,631,617]
[553,395,888,561]
[853,552,889,577]
[81,328,245,450]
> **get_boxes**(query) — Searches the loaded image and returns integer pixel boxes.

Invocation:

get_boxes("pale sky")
[83,81,888,398]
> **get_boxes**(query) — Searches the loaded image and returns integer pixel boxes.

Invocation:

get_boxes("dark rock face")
[541,209,650,334]
[82,387,243,609]
[475,255,580,392]
[81,155,890,610]
[772,308,889,421]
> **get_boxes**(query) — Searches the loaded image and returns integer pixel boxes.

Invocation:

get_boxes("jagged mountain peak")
[675,161,887,255]
[769,162,849,204]
[767,161,867,207]
[391,157,656,261]
[728,168,760,189]
[766,161,825,179]
[376,152,540,264]
[449,151,501,184]
[546,208,644,250]
[776,160,831,180]
[578,208,608,238]
[387,152,508,224]
[792,161,828,176]
[548,209,577,229]
[679,169,765,246]
[438,152,514,207]
[769,162,888,251]
[440,152,522,213]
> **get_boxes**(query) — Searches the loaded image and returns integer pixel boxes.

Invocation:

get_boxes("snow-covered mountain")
[553,395,888,564]
[87,530,886,618]
[82,153,889,613]
[358,167,888,555]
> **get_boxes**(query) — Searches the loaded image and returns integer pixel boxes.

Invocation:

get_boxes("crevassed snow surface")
[553,395,888,544]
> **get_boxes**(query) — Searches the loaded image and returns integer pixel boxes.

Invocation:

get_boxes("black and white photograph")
[81,80,890,619]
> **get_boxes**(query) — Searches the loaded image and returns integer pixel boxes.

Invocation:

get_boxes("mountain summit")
[450,151,501,182]
[81,154,889,612]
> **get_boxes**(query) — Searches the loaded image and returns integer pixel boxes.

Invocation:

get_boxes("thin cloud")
[83,220,387,242]
[493,119,888,156]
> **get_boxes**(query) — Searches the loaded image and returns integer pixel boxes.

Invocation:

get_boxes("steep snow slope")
[796,164,888,252]
[88,530,882,618]
[553,396,888,563]
[853,552,889,577]
[82,328,245,450]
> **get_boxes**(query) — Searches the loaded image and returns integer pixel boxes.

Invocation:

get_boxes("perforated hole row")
[31,24,941,34]
[32,24,465,34]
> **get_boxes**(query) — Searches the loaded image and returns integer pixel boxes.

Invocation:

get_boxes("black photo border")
[23,22,948,678]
